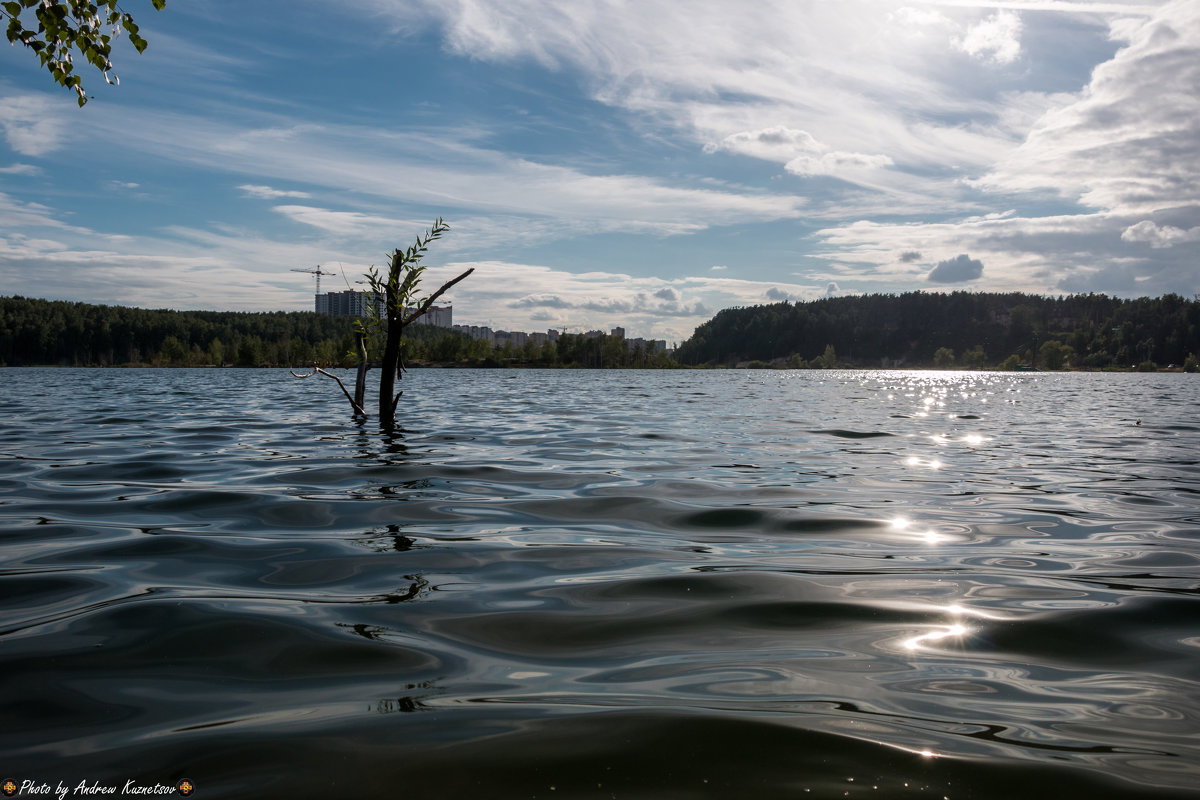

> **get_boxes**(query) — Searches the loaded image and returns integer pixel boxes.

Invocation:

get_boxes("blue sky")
[1,0,1197,342]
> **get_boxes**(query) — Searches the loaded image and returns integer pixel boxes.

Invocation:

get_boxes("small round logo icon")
[176,779,195,796]
[2,780,17,797]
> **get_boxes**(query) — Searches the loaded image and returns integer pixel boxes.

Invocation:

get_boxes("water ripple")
[1,368,1197,798]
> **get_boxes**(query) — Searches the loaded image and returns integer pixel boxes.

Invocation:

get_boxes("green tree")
[933,347,955,368]
[236,335,263,367]
[1039,340,1073,371]
[207,337,224,366]
[814,344,837,369]
[158,333,184,365]
[963,345,987,369]
[3,0,166,106]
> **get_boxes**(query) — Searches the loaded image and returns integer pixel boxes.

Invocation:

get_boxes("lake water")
[1,367,1198,799]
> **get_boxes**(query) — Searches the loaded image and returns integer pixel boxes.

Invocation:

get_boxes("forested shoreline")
[3,292,1198,371]
[675,291,1200,371]
[0,296,674,369]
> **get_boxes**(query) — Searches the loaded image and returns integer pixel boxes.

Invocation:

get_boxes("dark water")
[2,367,1198,799]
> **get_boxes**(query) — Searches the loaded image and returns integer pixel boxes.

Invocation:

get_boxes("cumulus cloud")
[977,1,1200,214]
[710,265,727,271]
[898,250,923,262]
[704,126,822,160]
[957,10,1023,65]
[510,293,573,308]
[1121,220,1200,248]
[706,125,893,180]
[927,253,984,283]
[811,210,1199,297]
[765,287,793,302]
[824,282,841,297]
[654,286,681,301]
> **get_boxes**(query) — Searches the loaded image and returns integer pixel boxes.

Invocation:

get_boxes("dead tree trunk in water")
[353,330,368,413]
[377,254,473,426]
[294,219,472,428]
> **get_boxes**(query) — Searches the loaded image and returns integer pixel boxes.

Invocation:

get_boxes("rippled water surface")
[2,368,1198,798]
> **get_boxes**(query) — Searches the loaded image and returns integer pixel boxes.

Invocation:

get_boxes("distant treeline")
[5,292,1199,371]
[675,291,1200,370]
[0,296,359,367]
[0,296,676,369]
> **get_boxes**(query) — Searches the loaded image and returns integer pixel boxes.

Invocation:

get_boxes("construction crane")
[291,266,337,296]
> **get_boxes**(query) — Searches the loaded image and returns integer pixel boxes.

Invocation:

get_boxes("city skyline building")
[314,290,453,328]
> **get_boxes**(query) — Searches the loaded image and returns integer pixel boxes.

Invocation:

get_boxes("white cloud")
[390,1,1016,178]
[704,126,823,161]
[272,205,423,236]
[706,125,894,182]
[0,95,70,157]
[957,10,1024,64]
[0,163,40,175]
[976,0,1200,214]
[785,151,895,177]
[0,192,87,232]
[418,260,847,340]
[1121,220,1200,248]
[240,184,313,200]
[80,109,806,237]
[811,207,1199,297]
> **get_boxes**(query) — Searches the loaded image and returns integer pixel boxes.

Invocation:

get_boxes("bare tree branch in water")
[290,366,367,418]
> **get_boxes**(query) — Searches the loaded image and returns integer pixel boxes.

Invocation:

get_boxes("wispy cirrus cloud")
[240,184,312,200]
[0,94,70,157]
[76,106,807,239]
[0,163,40,175]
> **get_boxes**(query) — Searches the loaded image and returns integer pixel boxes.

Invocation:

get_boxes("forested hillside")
[675,292,1200,370]
[0,297,361,366]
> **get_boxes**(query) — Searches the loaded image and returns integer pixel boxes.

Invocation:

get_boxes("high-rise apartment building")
[313,291,453,328]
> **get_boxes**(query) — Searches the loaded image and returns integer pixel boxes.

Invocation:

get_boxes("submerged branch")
[291,366,367,418]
